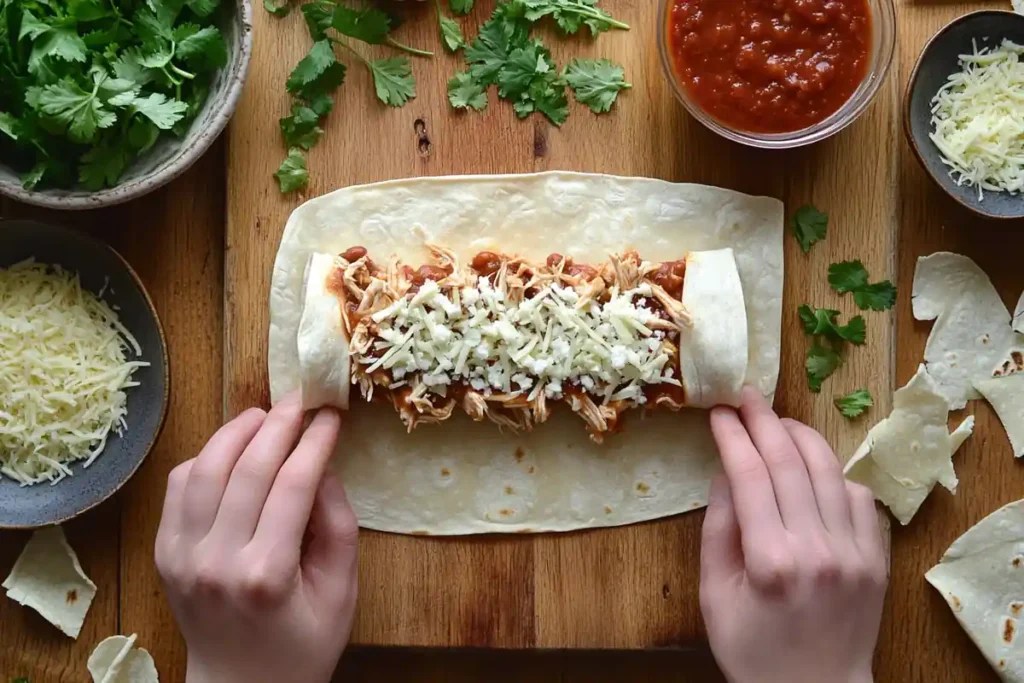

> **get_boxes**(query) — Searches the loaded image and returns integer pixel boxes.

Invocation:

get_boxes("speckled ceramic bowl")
[905,10,1024,220]
[0,221,169,528]
[0,0,252,211]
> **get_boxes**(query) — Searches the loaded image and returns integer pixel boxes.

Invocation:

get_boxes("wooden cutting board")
[225,0,896,649]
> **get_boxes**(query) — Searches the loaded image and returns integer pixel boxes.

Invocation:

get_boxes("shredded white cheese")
[929,38,1024,200]
[362,277,677,405]
[0,260,149,486]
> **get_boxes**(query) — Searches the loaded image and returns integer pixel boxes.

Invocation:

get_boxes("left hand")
[154,393,358,683]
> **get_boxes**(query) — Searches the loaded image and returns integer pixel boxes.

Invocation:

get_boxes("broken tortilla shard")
[1015,0,1024,16]
[912,252,1024,410]
[975,374,1024,458]
[843,364,974,525]
[2,526,96,638]
[926,498,1024,682]
[1015,291,1023,334]
[88,633,159,683]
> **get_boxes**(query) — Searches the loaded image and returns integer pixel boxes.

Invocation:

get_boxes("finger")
[846,481,886,569]
[253,408,342,552]
[208,393,307,544]
[782,419,853,537]
[181,408,267,541]
[155,460,193,570]
[700,475,743,592]
[303,468,359,605]
[710,404,785,547]
[738,387,821,532]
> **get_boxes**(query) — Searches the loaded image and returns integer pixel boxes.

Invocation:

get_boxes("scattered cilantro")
[792,205,828,253]
[448,71,488,110]
[279,104,323,149]
[450,0,474,14]
[806,344,842,394]
[514,0,629,36]
[563,58,630,113]
[828,260,897,311]
[834,389,873,419]
[797,305,866,345]
[332,4,391,44]
[264,0,292,16]
[12,678,30,683]
[275,147,309,193]
[0,0,228,190]
[438,2,466,52]
[368,56,416,106]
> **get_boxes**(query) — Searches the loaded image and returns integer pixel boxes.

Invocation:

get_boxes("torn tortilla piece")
[975,374,1024,458]
[843,364,974,525]
[88,634,159,683]
[1014,0,1024,16]
[912,252,1024,410]
[1015,291,1023,334]
[926,499,1024,682]
[2,526,97,638]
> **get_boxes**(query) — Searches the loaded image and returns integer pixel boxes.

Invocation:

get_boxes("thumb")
[303,468,359,605]
[700,475,743,596]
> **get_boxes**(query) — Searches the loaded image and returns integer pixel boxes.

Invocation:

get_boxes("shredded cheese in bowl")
[0,260,149,485]
[929,38,1024,200]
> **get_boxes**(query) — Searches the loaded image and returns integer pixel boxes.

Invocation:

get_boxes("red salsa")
[666,0,871,134]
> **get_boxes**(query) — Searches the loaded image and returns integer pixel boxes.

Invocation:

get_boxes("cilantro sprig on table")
[0,0,228,191]
[834,389,873,419]
[828,260,897,311]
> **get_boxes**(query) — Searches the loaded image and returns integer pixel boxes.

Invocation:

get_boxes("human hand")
[154,394,358,683]
[701,388,887,683]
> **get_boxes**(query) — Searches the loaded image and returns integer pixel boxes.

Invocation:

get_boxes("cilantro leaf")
[439,10,466,52]
[21,161,48,191]
[127,118,160,152]
[528,72,568,125]
[18,10,50,41]
[134,8,174,43]
[275,147,308,193]
[797,305,866,345]
[29,28,88,74]
[264,0,291,16]
[853,281,897,312]
[806,344,842,393]
[0,112,17,140]
[466,13,530,86]
[368,57,415,106]
[131,93,189,129]
[332,5,391,44]
[79,140,129,190]
[448,71,487,111]
[497,44,549,100]
[515,0,629,36]
[792,205,828,253]
[306,91,334,116]
[301,1,335,40]
[451,0,474,14]
[111,49,154,85]
[563,58,630,113]
[828,260,869,293]
[834,389,873,419]
[279,104,323,150]
[187,0,221,17]
[286,40,346,102]
[176,26,228,71]
[33,78,116,143]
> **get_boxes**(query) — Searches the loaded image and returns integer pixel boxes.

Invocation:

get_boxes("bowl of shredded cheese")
[905,10,1024,219]
[0,221,168,528]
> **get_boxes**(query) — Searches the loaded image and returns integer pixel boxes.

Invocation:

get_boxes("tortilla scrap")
[1015,291,1023,334]
[844,364,974,525]
[927,499,1024,682]
[88,634,159,683]
[912,252,1024,410]
[975,374,1024,458]
[1015,0,1024,16]
[2,526,97,638]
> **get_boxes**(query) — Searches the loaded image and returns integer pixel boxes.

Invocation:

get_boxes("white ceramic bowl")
[0,0,252,210]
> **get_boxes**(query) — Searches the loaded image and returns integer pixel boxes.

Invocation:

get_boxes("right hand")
[155,394,358,683]
[700,387,887,683]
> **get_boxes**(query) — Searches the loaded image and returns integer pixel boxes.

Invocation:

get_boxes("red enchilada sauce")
[666,0,871,134]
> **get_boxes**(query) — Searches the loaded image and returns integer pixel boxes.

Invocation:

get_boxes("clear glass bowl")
[657,0,896,149]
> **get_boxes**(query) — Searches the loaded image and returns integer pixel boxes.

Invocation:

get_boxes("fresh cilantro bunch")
[269,0,432,192]
[0,0,229,191]
[448,0,629,125]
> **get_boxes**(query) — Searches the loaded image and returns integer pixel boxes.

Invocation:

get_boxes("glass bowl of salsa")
[659,0,896,148]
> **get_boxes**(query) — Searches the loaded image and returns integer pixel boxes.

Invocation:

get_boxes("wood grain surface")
[224,0,896,650]
[1,0,1022,681]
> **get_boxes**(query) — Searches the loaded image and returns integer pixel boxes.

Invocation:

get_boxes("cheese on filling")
[929,39,1024,200]
[0,261,149,485]
[360,277,680,405]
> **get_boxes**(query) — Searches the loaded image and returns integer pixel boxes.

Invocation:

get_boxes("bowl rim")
[903,9,1024,221]
[657,0,897,149]
[0,220,171,529]
[0,0,253,211]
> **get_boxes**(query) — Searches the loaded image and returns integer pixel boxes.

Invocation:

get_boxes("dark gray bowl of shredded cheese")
[0,221,168,528]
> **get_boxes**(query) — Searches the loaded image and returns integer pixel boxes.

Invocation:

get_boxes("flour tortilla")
[926,499,1024,682]
[843,364,974,525]
[2,526,96,638]
[88,634,159,683]
[912,252,1024,410]
[1014,291,1023,333]
[270,172,784,534]
[975,374,1024,458]
[297,247,749,412]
